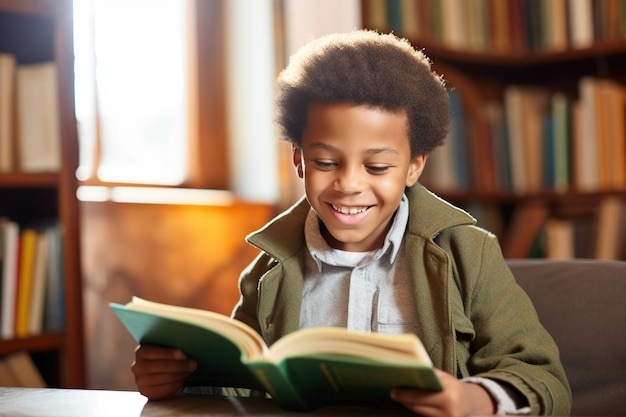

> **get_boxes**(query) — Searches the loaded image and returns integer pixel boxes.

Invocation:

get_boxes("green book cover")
[110,297,442,411]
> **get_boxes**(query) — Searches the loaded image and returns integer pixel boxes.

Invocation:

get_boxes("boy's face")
[293,103,426,252]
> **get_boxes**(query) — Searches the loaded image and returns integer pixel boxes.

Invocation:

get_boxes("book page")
[267,327,432,366]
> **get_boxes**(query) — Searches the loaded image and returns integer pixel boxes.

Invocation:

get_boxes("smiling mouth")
[331,204,369,215]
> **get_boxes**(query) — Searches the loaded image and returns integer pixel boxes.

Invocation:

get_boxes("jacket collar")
[405,184,476,239]
[246,183,476,260]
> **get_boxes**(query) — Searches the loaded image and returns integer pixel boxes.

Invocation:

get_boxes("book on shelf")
[489,0,510,52]
[514,86,551,192]
[568,0,594,48]
[28,228,51,335]
[594,80,612,190]
[385,0,403,33]
[482,101,511,191]
[543,218,575,259]
[550,93,571,192]
[542,113,555,189]
[362,0,388,31]
[594,197,626,260]
[466,0,489,51]
[601,79,626,190]
[111,297,442,411]
[399,0,421,39]
[15,228,38,338]
[0,53,16,173]
[0,218,19,339]
[448,89,469,190]
[465,113,488,192]
[503,85,528,193]
[544,0,569,51]
[15,62,62,173]
[43,222,65,333]
[1,351,46,388]
[440,0,465,49]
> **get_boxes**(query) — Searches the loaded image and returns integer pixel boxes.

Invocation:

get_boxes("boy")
[132,30,571,416]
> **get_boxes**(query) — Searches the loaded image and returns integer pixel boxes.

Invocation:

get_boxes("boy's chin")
[321,228,382,252]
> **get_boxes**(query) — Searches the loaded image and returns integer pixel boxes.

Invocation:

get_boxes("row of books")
[0,218,65,340]
[532,196,626,259]
[0,53,61,173]
[364,0,626,53]
[420,77,626,195]
[459,195,626,260]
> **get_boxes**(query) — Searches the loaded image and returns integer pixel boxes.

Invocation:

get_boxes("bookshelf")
[362,0,626,259]
[0,0,85,387]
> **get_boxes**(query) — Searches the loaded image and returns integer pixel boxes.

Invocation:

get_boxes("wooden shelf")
[0,0,85,388]
[0,172,58,187]
[0,333,65,356]
[414,41,626,67]
[435,189,626,205]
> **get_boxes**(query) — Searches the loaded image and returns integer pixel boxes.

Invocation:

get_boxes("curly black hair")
[274,30,450,157]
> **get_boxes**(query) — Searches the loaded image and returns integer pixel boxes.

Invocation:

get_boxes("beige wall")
[80,200,273,390]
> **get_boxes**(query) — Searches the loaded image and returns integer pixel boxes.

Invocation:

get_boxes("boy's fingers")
[133,358,197,374]
[134,345,187,360]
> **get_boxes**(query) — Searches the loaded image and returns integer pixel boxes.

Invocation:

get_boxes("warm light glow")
[77,186,236,206]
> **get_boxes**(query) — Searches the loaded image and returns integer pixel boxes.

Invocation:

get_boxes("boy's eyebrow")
[307,142,401,156]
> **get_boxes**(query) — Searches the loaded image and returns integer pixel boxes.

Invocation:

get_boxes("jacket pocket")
[452,303,475,377]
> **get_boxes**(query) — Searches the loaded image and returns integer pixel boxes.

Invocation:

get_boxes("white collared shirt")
[300,194,417,334]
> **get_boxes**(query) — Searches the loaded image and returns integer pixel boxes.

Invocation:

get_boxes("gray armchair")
[507,259,626,416]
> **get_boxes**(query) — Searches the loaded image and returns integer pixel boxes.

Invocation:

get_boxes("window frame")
[76,0,229,190]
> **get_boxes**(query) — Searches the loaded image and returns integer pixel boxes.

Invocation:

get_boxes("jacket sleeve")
[447,227,572,416]
[230,251,276,333]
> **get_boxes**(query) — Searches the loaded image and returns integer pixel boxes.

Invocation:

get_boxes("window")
[74,0,190,185]
[74,0,282,203]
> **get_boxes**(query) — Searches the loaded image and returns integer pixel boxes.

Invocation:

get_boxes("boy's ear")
[406,153,428,187]
[292,145,304,178]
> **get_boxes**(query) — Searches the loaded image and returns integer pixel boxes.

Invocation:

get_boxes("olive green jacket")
[231,184,571,415]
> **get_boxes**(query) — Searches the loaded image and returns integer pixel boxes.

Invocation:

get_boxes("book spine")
[0,53,16,173]
[15,228,38,337]
[386,0,403,33]
[1,219,19,339]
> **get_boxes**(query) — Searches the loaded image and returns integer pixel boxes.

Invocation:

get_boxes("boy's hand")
[131,344,197,400]
[390,369,495,417]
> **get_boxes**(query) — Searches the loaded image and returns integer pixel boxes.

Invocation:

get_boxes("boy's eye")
[366,165,390,174]
[314,160,336,170]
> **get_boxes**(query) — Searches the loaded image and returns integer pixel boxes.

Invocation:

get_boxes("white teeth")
[332,204,367,215]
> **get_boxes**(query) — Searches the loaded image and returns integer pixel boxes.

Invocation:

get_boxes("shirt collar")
[304,194,409,271]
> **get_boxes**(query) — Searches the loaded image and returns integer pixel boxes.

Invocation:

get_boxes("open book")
[110,297,442,410]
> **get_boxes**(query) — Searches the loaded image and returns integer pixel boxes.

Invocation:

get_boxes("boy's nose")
[333,167,364,193]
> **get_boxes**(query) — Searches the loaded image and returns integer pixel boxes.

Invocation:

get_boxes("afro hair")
[274,30,450,157]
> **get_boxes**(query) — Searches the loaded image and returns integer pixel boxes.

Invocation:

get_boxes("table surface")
[0,387,418,417]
